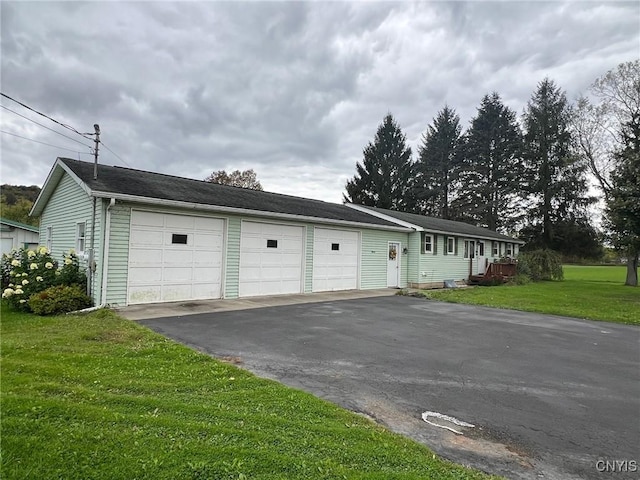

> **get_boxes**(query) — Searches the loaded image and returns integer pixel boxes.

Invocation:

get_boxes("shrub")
[517,249,564,281]
[1,247,88,313]
[28,285,92,315]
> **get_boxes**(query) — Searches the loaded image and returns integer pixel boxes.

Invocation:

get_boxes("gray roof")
[57,158,404,229]
[356,206,522,243]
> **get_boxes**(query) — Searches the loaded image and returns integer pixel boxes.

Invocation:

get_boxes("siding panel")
[361,229,409,289]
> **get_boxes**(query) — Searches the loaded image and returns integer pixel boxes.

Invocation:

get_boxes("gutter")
[71,198,116,314]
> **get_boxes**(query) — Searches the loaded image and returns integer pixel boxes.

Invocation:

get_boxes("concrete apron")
[116,288,400,321]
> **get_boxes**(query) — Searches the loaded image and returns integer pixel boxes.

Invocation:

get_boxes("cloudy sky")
[1,1,638,203]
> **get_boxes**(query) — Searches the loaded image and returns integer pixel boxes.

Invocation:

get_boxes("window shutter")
[444,236,448,255]
[421,232,426,254]
[433,235,438,255]
[454,237,459,255]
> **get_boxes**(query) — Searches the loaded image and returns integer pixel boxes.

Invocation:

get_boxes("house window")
[267,239,278,248]
[331,243,340,251]
[478,241,484,256]
[446,237,455,255]
[172,234,188,245]
[76,222,86,253]
[46,226,52,250]
[514,244,519,257]
[492,241,498,256]
[423,234,434,254]
[506,243,513,256]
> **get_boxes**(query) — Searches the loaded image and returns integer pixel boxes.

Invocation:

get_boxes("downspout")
[71,198,115,314]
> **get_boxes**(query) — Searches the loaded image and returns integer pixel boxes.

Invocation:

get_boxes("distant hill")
[1,184,42,227]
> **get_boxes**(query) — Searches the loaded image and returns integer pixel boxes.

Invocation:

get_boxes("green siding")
[304,225,314,293]
[103,203,131,306]
[39,173,102,299]
[360,229,409,289]
[224,217,241,299]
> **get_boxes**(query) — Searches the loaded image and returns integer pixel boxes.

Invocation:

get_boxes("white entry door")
[239,221,304,297]
[476,241,486,275]
[127,210,224,304]
[386,242,400,288]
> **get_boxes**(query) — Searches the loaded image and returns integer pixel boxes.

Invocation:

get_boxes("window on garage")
[172,234,188,244]
[267,239,278,248]
[331,243,339,251]
[76,222,85,253]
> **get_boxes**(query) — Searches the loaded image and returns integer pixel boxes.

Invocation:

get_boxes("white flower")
[14,288,23,295]
[11,259,20,267]
[39,246,48,255]
[45,262,54,269]
[22,279,29,286]
[2,288,14,298]
[69,248,76,255]
[36,276,43,282]
[30,263,39,270]
[8,283,14,288]
[19,299,26,304]
[27,250,36,258]
[21,273,28,277]
[64,258,73,265]
[9,271,15,277]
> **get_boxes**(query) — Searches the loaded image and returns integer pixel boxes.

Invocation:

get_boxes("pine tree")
[344,114,413,211]
[521,79,593,248]
[455,93,523,231]
[413,106,462,219]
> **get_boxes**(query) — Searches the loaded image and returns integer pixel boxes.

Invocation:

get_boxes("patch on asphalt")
[422,411,475,435]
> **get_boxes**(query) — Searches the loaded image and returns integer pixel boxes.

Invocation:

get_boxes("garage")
[239,221,304,297]
[312,227,359,292]
[127,210,224,304]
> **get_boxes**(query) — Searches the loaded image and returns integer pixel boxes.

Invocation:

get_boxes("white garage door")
[127,211,224,304]
[239,221,304,297]
[312,227,359,292]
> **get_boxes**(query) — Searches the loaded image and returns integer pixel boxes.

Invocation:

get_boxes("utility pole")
[93,123,100,180]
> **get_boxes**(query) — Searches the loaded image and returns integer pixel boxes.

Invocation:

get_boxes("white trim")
[90,191,411,232]
[423,233,434,254]
[346,203,422,230]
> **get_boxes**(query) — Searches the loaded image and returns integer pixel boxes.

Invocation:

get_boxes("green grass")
[426,265,639,325]
[0,305,495,480]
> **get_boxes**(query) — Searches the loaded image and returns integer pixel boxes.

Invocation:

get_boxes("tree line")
[344,61,639,285]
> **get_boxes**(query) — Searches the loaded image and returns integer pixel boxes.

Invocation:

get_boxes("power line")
[0,92,94,140]
[99,141,131,167]
[1,104,94,149]
[0,129,93,155]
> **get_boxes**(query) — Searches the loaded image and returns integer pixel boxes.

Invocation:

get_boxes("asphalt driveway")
[139,296,640,480]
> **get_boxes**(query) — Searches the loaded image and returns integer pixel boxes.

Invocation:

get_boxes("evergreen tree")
[413,106,462,219]
[344,114,413,211]
[521,78,593,248]
[606,113,640,286]
[455,93,523,231]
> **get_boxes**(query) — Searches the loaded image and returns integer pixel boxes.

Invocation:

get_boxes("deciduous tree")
[204,169,263,190]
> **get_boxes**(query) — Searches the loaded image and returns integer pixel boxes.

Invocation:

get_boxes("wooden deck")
[468,262,517,285]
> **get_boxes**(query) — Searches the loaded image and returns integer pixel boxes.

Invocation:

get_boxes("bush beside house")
[1,247,91,314]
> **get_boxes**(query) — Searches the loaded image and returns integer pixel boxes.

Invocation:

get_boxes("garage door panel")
[238,221,303,297]
[128,211,224,304]
[312,228,358,292]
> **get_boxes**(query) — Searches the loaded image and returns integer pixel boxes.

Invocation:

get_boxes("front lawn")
[425,265,639,325]
[0,305,495,480]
